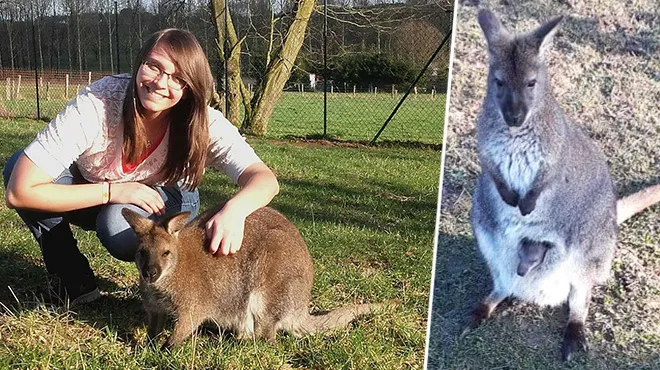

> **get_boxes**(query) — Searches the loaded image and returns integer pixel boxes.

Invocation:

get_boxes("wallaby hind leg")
[561,283,592,362]
[254,320,278,341]
[147,309,167,342]
[464,289,509,336]
[163,311,205,350]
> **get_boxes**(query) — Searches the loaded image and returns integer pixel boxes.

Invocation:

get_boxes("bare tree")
[0,0,17,69]
[32,0,51,70]
[212,0,316,135]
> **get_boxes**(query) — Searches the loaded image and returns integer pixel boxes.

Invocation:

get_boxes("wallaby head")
[478,9,563,127]
[121,208,190,285]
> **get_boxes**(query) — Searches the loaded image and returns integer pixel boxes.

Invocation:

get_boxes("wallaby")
[122,206,383,349]
[468,9,646,362]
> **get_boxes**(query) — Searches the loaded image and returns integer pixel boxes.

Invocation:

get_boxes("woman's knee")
[96,204,149,262]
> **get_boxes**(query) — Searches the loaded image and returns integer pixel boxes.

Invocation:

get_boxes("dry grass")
[427,0,659,368]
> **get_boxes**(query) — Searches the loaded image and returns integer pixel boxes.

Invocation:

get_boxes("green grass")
[0,86,445,145]
[0,117,440,369]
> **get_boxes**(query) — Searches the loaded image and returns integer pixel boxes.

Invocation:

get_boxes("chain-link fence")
[0,0,452,145]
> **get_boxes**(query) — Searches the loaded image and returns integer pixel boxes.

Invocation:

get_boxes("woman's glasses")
[140,60,187,90]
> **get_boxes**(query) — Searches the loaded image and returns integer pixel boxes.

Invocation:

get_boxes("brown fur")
[122,205,382,349]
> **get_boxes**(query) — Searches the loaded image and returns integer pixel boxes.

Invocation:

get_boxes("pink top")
[24,74,261,186]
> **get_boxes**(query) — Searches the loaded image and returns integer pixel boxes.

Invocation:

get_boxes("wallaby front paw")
[502,190,520,207]
[518,194,537,215]
[561,322,588,362]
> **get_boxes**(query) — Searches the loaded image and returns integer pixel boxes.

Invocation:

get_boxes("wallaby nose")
[505,113,525,127]
[142,267,160,283]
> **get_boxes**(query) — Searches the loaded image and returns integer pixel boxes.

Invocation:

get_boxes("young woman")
[3,29,279,306]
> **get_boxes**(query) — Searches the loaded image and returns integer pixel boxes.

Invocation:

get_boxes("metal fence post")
[31,4,41,120]
[323,0,328,137]
[370,29,452,145]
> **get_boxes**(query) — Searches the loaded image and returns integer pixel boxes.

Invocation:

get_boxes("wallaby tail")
[617,184,660,224]
[296,300,399,335]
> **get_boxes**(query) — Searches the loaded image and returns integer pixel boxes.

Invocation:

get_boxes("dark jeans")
[2,150,200,285]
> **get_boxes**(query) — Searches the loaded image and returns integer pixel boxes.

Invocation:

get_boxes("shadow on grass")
[200,176,436,237]
[279,134,443,151]
[426,232,487,369]
[0,249,123,313]
[617,176,660,197]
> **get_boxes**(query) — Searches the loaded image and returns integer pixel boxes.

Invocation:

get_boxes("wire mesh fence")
[0,0,452,145]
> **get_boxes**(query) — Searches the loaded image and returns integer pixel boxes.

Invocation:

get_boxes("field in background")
[0,78,445,145]
[0,117,440,369]
[427,1,660,369]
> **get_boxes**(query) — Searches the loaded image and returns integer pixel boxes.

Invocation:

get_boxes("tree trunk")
[107,2,114,73]
[211,0,243,126]
[241,0,315,136]
[37,16,44,70]
[77,10,82,72]
[67,17,73,70]
[98,14,103,71]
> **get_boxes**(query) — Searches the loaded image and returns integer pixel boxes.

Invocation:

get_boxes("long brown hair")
[122,28,213,189]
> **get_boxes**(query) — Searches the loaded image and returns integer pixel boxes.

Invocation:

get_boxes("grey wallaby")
[469,9,660,362]
[122,205,384,349]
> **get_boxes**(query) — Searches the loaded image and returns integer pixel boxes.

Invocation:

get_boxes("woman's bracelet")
[101,182,110,204]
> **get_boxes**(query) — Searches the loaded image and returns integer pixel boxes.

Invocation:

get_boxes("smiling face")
[136,46,186,120]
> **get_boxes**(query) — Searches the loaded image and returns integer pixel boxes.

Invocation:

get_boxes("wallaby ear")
[163,211,190,236]
[530,15,563,56]
[477,9,511,52]
[122,208,154,235]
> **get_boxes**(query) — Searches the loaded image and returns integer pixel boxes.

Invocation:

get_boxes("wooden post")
[11,79,15,99]
[5,78,10,100]
[391,85,395,97]
[65,74,70,99]
[353,84,356,97]
[16,75,21,99]
[88,71,92,85]
[39,77,43,87]
[374,86,377,95]
[414,86,418,98]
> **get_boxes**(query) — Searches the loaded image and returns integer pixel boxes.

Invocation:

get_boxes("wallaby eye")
[527,79,537,88]
[162,250,171,257]
[495,78,504,87]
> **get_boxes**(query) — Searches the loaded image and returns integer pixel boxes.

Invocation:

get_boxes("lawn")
[0,88,445,145]
[0,117,441,369]
[427,1,660,369]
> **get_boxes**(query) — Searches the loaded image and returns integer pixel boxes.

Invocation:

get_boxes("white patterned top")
[24,74,261,186]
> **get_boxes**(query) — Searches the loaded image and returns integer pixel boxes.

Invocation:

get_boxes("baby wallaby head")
[122,208,190,285]
[477,9,563,128]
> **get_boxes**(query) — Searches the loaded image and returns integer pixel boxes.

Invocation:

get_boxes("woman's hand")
[205,204,247,255]
[205,162,279,255]
[109,182,165,215]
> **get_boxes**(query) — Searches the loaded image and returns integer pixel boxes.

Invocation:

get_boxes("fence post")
[5,78,10,100]
[65,74,70,99]
[88,71,92,85]
[16,75,22,99]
